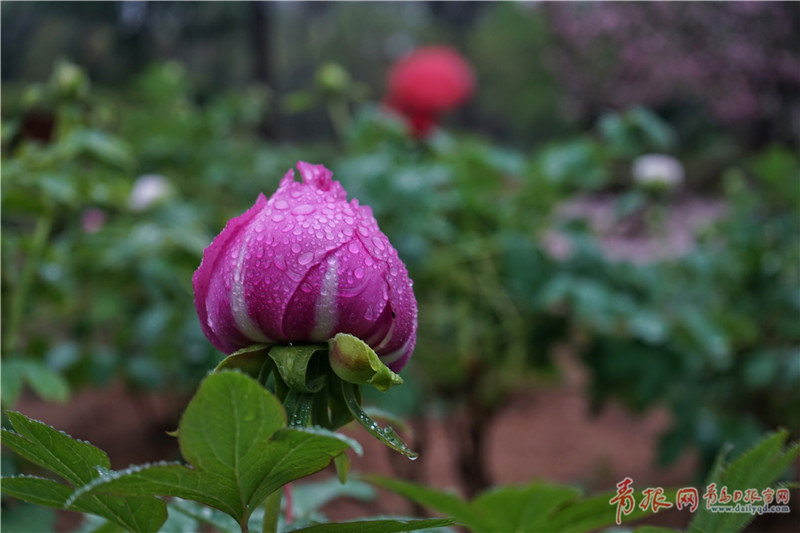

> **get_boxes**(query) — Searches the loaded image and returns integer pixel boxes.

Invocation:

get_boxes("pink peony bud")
[384,46,475,137]
[193,162,417,372]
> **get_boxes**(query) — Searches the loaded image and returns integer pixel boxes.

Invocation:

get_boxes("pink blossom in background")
[193,162,417,373]
[544,2,800,126]
[81,208,106,234]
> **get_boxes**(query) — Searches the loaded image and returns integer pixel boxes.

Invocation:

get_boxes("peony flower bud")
[193,162,417,372]
[384,46,475,137]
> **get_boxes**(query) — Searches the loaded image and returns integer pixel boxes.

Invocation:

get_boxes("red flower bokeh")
[384,46,475,137]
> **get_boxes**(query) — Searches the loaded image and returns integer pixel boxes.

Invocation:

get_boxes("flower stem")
[261,489,282,533]
[5,213,53,355]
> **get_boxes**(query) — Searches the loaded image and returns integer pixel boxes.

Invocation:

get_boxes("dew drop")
[372,236,386,250]
[275,255,287,271]
[348,242,360,254]
[298,252,314,265]
[292,204,315,215]
[275,199,289,210]
[271,214,285,223]
[354,267,364,279]
[291,243,301,253]
[358,226,370,237]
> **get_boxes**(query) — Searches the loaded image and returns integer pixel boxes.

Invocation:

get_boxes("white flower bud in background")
[632,154,684,191]
[128,174,173,211]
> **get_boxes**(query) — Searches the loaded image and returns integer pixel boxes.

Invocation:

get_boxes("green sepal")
[327,373,357,430]
[213,344,271,379]
[269,344,328,393]
[284,389,315,427]
[340,380,417,460]
[328,333,403,392]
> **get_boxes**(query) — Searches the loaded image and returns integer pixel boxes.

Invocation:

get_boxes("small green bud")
[316,63,350,94]
[50,60,90,100]
[328,333,403,392]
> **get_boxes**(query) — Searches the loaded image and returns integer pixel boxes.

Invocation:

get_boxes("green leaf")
[1,359,26,406]
[1,475,74,508]
[472,483,580,532]
[545,489,676,532]
[74,372,355,527]
[67,462,241,517]
[21,360,70,404]
[2,411,110,486]
[245,426,361,511]
[0,502,56,533]
[689,430,799,533]
[1,360,70,406]
[363,476,479,527]
[328,333,403,392]
[289,517,457,533]
[0,414,168,533]
[366,475,670,533]
[178,370,286,477]
[269,344,328,393]
[340,381,417,459]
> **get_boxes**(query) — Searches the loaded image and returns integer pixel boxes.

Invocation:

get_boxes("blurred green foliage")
[2,60,798,500]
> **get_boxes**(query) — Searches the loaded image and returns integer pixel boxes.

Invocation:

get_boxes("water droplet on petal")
[275,255,287,271]
[354,267,364,279]
[271,214,285,223]
[372,236,386,250]
[275,199,289,210]
[291,243,301,253]
[292,204,315,215]
[348,242,360,254]
[298,252,314,265]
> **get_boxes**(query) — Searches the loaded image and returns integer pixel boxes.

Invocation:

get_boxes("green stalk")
[261,489,282,533]
[326,99,352,143]
[5,213,53,355]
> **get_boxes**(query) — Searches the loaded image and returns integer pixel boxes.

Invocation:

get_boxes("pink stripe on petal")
[193,194,268,352]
